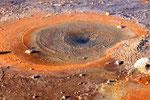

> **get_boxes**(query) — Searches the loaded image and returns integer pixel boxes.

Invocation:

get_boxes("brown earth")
[0,12,149,100]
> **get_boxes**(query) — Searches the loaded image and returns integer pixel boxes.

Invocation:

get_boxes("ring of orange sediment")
[0,12,148,72]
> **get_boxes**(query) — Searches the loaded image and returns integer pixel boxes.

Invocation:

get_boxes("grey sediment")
[31,21,135,63]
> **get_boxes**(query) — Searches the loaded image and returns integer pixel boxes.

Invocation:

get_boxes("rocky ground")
[0,0,150,29]
[0,0,150,100]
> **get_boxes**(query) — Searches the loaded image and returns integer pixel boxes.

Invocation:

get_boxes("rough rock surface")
[0,0,150,30]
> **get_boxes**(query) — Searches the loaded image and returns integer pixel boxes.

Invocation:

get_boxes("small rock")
[117,25,123,29]
[105,12,110,16]
[60,91,65,94]
[32,75,40,79]
[25,49,33,55]
[83,57,88,60]
[1,84,6,87]
[33,95,39,98]
[134,58,150,73]
[106,62,111,64]
[29,68,34,71]
[76,91,80,94]
[61,96,71,100]
[79,74,87,77]
[106,79,117,84]
[115,61,124,65]
[145,81,150,85]
[78,82,86,85]
[67,76,70,79]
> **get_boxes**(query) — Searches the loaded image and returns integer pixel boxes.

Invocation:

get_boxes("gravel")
[0,0,149,30]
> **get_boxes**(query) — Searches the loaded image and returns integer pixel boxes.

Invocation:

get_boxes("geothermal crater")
[30,21,135,64]
[0,0,150,99]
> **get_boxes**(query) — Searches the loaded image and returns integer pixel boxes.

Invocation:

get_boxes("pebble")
[105,12,110,16]
[134,58,150,73]
[31,75,40,79]
[79,74,87,77]
[106,62,111,64]
[76,91,80,94]
[25,49,33,55]
[134,58,150,68]
[78,82,86,85]
[106,79,117,84]
[33,95,39,98]
[1,84,6,87]
[117,25,123,29]
[29,68,34,71]
[115,60,124,65]
[145,81,150,85]
[60,91,65,94]
[67,76,70,79]
[83,57,88,60]
[61,96,71,100]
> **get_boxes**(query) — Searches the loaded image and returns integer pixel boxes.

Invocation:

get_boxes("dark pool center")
[31,21,135,63]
